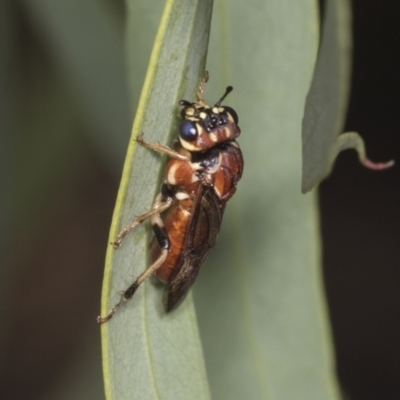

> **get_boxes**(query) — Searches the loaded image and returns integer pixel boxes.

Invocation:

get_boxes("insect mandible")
[98,72,243,323]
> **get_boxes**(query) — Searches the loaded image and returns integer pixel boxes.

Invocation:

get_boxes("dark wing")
[164,184,225,312]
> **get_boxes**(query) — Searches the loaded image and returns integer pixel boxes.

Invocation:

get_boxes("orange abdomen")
[151,199,192,282]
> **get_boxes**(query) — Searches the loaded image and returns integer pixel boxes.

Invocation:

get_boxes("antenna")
[214,86,233,107]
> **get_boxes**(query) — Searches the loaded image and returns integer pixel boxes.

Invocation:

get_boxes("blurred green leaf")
[301,0,352,192]
[100,1,213,399]
[301,0,393,192]
[332,131,394,170]
[25,0,131,173]
[194,1,341,399]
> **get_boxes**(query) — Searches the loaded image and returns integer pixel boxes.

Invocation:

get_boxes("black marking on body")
[161,183,174,200]
[191,146,220,172]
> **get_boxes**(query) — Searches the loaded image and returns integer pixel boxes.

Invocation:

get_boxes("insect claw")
[111,240,121,248]
[136,132,144,143]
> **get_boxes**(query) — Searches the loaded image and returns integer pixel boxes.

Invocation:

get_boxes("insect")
[98,72,243,323]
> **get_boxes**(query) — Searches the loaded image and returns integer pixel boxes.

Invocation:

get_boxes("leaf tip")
[361,158,395,171]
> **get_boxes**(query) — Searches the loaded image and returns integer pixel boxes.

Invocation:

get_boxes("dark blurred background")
[1,1,399,399]
[320,1,400,399]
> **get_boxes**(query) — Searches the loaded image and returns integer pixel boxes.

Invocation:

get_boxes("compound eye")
[179,120,198,142]
[223,106,239,124]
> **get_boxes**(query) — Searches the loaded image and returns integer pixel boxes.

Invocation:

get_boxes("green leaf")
[301,0,352,192]
[332,132,394,170]
[193,1,341,399]
[24,0,131,172]
[302,0,393,193]
[99,1,213,399]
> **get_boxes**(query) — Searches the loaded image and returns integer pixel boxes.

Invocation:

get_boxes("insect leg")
[151,215,170,251]
[197,71,209,103]
[98,187,173,324]
[112,192,172,248]
[136,133,190,161]
[97,249,168,324]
